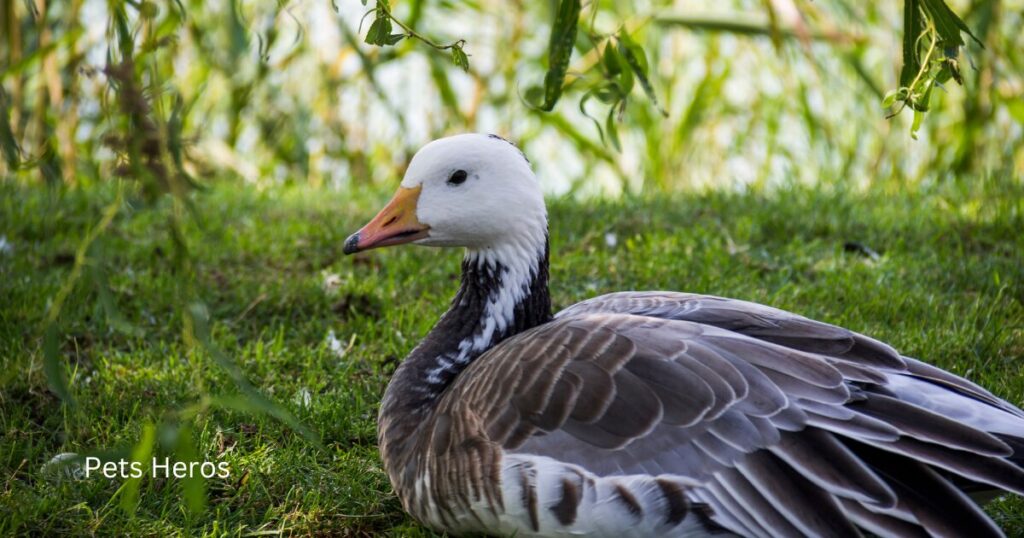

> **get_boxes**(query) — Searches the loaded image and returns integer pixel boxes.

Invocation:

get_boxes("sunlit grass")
[1,175,1022,535]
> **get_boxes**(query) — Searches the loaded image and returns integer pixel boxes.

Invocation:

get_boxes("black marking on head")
[551,477,581,526]
[656,478,690,526]
[487,133,530,164]
[613,484,644,519]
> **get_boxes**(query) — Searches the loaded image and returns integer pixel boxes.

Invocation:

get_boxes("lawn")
[2,175,1023,535]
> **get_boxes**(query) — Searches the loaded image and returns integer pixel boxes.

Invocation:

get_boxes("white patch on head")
[400,133,546,251]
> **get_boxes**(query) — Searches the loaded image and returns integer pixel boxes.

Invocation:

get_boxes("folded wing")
[432,292,1024,537]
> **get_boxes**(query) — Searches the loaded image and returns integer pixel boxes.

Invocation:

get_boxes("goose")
[342,133,1024,537]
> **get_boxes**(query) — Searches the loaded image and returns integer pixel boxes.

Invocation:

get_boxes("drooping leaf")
[111,3,134,60]
[174,423,207,514]
[602,43,622,76]
[890,0,979,129]
[535,0,581,111]
[579,86,609,145]
[882,89,902,109]
[594,83,620,105]
[364,16,392,46]
[523,85,544,107]
[451,46,469,71]
[617,31,667,117]
[920,0,981,46]
[605,106,621,151]
[911,109,925,139]
[119,423,156,514]
[603,42,633,96]
[899,0,923,88]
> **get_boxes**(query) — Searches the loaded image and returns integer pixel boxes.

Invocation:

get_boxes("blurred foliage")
[1,0,1022,521]
[0,0,1021,194]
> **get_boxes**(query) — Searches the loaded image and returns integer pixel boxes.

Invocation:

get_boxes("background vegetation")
[1,0,1022,535]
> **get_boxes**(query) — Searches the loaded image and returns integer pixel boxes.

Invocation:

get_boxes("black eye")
[447,169,468,186]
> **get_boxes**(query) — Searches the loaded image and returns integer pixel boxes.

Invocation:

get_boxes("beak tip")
[343,232,361,255]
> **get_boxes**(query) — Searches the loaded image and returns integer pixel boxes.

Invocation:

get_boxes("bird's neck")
[379,235,552,423]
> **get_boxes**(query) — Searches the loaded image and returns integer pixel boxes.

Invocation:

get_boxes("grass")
[1,175,1023,535]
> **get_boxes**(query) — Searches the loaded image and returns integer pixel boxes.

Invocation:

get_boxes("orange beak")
[343,185,430,254]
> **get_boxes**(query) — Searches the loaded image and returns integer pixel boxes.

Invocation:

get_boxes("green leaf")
[578,87,608,145]
[174,424,207,515]
[523,85,544,107]
[920,0,981,46]
[602,43,622,76]
[882,89,900,108]
[911,78,934,112]
[112,4,135,60]
[595,84,621,105]
[618,31,648,73]
[899,0,923,88]
[604,42,634,95]
[616,58,635,96]
[119,423,156,514]
[911,109,925,139]
[384,33,405,45]
[617,31,667,117]
[451,47,469,71]
[536,0,581,111]
[605,106,621,151]
[364,16,392,46]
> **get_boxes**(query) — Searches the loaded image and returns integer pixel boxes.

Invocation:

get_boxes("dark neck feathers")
[380,238,552,419]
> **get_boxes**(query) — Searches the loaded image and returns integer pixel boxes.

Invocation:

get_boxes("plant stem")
[380,4,465,51]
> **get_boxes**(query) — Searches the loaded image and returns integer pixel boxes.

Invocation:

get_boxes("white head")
[344,134,547,258]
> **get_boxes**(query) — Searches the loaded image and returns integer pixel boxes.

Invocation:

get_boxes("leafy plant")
[358,0,470,71]
[884,0,982,138]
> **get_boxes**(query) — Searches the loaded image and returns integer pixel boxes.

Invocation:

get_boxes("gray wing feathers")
[557,291,906,369]
[437,292,1024,537]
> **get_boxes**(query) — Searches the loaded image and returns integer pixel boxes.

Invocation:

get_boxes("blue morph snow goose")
[343,133,1024,537]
